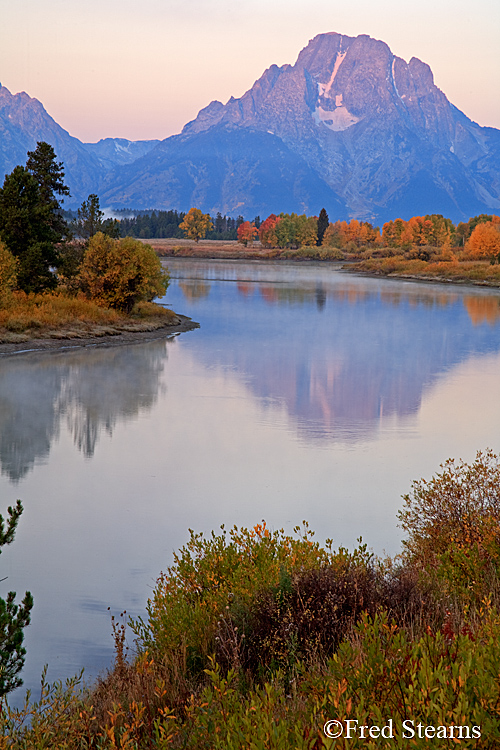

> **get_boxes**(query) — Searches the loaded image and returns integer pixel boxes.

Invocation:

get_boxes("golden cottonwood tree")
[80,233,169,312]
[0,241,18,295]
[295,215,318,247]
[179,208,213,243]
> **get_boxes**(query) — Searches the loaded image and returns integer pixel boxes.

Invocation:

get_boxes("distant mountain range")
[1,32,500,223]
[0,84,159,210]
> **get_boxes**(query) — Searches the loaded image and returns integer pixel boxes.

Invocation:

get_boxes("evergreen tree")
[0,501,33,696]
[73,194,119,241]
[26,141,70,246]
[0,167,41,258]
[317,208,329,246]
[0,166,58,292]
[74,194,105,240]
[215,212,224,234]
[0,144,71,292]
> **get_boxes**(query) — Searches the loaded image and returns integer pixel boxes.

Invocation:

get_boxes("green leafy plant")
[133,523,339,680]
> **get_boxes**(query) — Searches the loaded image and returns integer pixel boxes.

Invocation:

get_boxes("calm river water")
[2,259,500,701]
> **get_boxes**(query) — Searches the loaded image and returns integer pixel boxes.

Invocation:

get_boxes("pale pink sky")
[1,0,499,143]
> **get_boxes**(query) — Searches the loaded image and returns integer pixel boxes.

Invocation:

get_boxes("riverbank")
[144,238,500,288]
[349,256,500,288]
[0,311,199,357]
[144,237,283,260]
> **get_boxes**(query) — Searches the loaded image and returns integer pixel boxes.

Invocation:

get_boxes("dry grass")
[144,237,281,260]
[0,291,180,343]
[351,257,500,286]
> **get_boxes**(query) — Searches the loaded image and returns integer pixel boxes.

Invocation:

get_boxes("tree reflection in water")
[0,340,167,482]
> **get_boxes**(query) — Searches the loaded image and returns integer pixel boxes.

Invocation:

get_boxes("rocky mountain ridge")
[0,84,159,208]
[174,33,500,222]
[1,32,500,222]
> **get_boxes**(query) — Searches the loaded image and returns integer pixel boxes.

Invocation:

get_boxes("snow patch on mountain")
[313,104,360,132]
[317,51,347,97]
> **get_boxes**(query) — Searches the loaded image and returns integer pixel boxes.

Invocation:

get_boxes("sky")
[1,0,499,143]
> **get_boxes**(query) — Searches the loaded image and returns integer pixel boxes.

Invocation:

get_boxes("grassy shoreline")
[349,256,500,288]
[0,292,198,355]
[144,238,500,289]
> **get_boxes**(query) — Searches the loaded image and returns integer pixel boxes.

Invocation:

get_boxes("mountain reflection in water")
[2,265,500,484]
[171,262,500,443]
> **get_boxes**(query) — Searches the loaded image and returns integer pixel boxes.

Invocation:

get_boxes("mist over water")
[0,344,166,483]
[2,259,500,703]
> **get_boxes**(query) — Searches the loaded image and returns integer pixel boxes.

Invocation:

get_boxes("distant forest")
[118,210,262,240]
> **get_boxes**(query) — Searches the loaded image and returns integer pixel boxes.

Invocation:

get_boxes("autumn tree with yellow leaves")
[179,208,213,243]
[80,233,169,312]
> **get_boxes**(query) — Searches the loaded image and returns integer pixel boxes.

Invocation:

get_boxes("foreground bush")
[3,607,499,748]
[3,451,500,747]
[399,449,500,604]
[80,233,169,312]
[177,608,500,749]
[133,522,349,682]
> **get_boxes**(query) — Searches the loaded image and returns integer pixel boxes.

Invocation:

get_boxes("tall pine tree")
[73,194,120,241]
[26,141,70,246]
[0,166,58,292]
[0,142,70,292]
[317,207,329,246]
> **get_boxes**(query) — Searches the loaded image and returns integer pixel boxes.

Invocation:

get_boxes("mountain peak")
[146,31,500,221]
[1,32,499,221]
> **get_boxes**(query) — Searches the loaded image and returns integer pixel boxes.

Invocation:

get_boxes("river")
[2,258,500,701]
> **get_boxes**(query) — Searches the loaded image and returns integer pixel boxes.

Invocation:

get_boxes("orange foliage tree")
[259,214,280,248]
[382,219,405,247]
[324,220,380,248]
[467,220,500,260]
[237,221,258,247]
[382,215,453,249]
